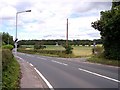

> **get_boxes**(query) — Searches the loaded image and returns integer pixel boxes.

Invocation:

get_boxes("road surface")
[15,52,120,89]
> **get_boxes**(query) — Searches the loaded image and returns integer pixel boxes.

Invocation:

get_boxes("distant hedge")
[18,49,65,55]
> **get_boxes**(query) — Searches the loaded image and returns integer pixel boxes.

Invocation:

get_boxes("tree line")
[18,39,102,46]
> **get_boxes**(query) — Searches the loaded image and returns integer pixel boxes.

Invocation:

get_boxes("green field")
[44,45,65,50]
[44,45,93,57]
[21,45,34,49]
[21,45,93,57]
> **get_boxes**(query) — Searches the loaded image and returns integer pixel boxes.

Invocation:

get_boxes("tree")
[91,1,120,60]
[2,32,14,45]
[62,44,73,54]
[112,1,120,9]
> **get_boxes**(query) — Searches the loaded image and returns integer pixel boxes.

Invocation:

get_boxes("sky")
[0,0,112,40]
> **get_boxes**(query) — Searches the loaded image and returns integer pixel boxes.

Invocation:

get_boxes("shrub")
[63,45,73,54]
[92,46,104,55]
[34,44,46,50]
[2,45,14,50]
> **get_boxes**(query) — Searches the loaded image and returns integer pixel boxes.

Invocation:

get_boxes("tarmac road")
[15,52,120,89]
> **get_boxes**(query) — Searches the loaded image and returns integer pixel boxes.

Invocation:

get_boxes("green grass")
[44,45,65,50]
[19,45,93,57]
[21,45,34,48]
[2,49,20,89]
[44,45,92,57]
[87,55,119,67]
[19,45,93,58]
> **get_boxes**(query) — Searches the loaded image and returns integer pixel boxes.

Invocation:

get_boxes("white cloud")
[0,6,17,19]
[0,0,112,40]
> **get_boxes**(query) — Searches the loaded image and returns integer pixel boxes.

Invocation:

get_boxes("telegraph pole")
[66,18,68,47]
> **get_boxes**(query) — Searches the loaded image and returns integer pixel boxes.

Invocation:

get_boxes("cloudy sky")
[0,0,112,40]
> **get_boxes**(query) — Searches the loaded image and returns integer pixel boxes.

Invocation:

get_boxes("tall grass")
[73,46,92,57]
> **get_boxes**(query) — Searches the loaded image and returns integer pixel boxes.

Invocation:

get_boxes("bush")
[63,45,73,54]
[2,49,20,89]
[34,44,46,50]
[92,46,104,55]
[2,45,14,50]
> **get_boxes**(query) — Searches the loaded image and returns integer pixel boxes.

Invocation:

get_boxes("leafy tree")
[63,44,73,54]
[2,32,14,45]
[91,1,120,60]
[112,1,120,9]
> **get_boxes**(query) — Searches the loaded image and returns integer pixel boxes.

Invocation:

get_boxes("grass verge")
[87,55,119,67]
[2,49,20,89]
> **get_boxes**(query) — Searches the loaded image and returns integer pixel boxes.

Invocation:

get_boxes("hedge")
[2,49,20,89]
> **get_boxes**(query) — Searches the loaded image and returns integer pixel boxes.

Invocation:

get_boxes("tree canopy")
[91,1,120,60]
[2,32,14,45]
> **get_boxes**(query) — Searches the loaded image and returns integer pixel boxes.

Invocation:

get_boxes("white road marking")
[34,68,54,90]
[52,60,68,66]
[42,58,47,60]
[29,63,34,67]
[78,68,120,83]
[37,57,47,60]
[15,56,54,90]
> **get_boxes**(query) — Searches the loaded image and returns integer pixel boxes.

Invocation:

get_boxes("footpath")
[16,56,48,89]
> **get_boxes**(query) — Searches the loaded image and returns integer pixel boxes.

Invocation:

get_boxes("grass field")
[72,46,92,57]
[44,45,93,57]
[21,45,93,57]
[44,45,65,50]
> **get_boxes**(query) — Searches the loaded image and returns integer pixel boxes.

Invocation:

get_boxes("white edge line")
[16,56,54,90]
[29,63,34,67]
[34,67,54,90]
[62,63,68,66]
[78,68,120,83]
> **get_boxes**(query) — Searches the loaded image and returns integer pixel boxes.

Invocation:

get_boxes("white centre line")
[52,60,68,66]
[78,68,120,83]
[42,58,47,60]
[37,57,47,60]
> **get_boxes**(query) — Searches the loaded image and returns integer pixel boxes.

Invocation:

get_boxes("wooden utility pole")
[66,18,68,47]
